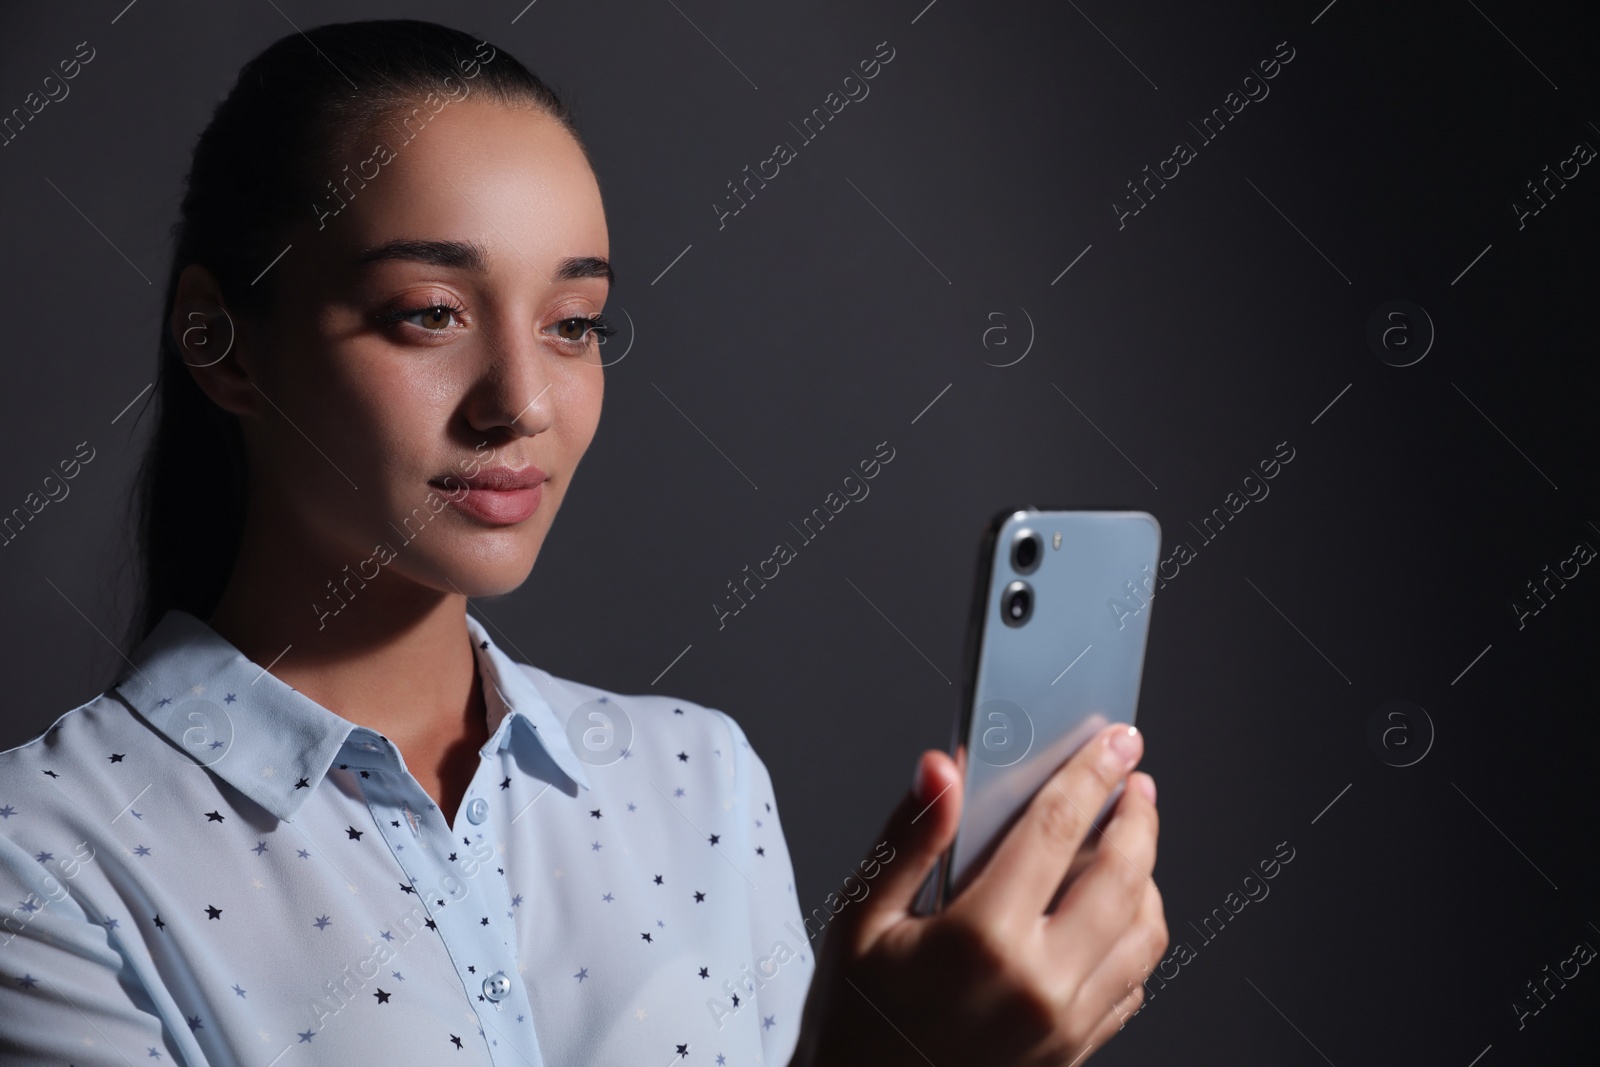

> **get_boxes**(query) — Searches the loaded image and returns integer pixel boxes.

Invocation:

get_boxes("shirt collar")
[463,613,591,793]
[112,609,590,824]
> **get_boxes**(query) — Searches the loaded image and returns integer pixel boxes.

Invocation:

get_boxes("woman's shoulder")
[517,660,756,737]
[512,662,798,877]
[0,690,151,864]
[510,661,767,774]
[0,690,140,788]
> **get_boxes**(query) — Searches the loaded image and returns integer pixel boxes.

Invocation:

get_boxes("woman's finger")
[1061,878,1169,1038]
[1039,768,1159,993]
[832,748,964,954]
[951,723,1144,931]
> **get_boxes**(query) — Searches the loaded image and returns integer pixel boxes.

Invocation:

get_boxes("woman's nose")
[464,322,555,438]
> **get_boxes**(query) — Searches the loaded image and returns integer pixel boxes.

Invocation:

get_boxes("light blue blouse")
[0,609,813,1066]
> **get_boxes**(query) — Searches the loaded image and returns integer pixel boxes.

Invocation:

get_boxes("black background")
[2,0,1597,1062]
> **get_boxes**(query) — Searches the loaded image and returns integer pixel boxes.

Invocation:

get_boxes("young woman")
[0,19,1166,1067]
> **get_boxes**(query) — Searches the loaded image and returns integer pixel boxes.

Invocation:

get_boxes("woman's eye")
[376,302,467,332]
[553,317,591,343]
[549,314,615,346]
[404,305,461,330]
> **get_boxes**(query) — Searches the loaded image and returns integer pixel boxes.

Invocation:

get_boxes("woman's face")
[206,98,609,601]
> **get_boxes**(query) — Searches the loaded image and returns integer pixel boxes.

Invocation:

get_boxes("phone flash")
[1052,531,1061,550]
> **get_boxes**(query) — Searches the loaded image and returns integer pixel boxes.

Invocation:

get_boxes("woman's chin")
[420,549,540,600]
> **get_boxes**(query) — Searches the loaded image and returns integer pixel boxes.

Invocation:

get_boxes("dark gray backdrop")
[2,0,1597,1063]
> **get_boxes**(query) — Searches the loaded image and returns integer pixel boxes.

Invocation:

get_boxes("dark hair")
[126,19,590,646]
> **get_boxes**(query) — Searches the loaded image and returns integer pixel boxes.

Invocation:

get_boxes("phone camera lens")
[1011,528,1042,574]
[1001,580,1033,627]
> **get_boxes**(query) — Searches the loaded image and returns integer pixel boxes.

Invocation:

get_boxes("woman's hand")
[789,723,1166,1067]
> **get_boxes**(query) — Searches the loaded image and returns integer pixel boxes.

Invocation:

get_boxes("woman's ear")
[170,262,258,418]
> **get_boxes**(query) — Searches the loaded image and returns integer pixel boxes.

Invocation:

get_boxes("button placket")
[456,755,529,1031]
[362,727,534,1060]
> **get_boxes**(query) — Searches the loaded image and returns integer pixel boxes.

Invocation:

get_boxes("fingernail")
[1133,772,1157,804]
[1106,724,1143,769]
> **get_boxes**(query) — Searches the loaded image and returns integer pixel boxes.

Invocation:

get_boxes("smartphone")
[916,508,1161,914]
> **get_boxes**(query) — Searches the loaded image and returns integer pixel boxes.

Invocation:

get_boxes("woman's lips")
[430,467,546,525]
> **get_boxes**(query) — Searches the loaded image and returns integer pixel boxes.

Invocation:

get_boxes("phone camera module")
[1001,580,1033,627]
[1011,528,1043,575]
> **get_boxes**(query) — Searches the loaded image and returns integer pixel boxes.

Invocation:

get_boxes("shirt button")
[465,797,489,824]
[483,971,512,1002]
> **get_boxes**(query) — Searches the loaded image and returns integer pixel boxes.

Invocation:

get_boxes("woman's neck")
[205,503,492,822]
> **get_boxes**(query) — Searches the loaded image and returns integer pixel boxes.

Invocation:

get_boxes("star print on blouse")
[0,607,811,1067]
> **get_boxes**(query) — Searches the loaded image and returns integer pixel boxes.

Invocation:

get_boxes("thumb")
[846,748,963,950]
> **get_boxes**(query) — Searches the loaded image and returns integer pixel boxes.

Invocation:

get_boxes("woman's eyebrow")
[353,237,491,271]
[552,255,614,283]
[352,238,613,283]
